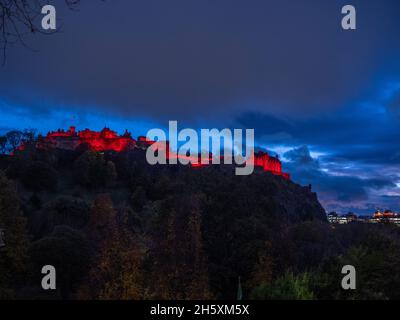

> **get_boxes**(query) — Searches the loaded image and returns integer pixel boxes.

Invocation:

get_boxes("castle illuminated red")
[33,126,290,179]
[40,126,135,152]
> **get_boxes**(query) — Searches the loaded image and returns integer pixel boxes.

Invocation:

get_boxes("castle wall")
[44,127,136,152]
[38,127,290,179]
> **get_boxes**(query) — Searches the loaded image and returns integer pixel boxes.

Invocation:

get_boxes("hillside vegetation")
[1,146,400,300]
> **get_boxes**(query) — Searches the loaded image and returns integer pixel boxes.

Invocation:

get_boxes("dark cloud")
[237,97,400,165]
[1,0,400,120]
[388,89,400,118]
[235,94,400,213]
[1,0,400,214]
[284,145,317,166]
[282,146,397,213]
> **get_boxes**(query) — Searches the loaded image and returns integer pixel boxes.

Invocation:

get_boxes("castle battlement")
[42,126,136,152]
[35,126,290,179]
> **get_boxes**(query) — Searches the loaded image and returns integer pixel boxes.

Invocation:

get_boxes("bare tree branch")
[0,0,80,65]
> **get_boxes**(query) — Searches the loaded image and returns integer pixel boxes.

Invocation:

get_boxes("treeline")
[1,140,400,300]
[0,129,37,154]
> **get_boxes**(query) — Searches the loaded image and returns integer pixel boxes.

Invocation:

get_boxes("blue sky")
[0,0,399,214]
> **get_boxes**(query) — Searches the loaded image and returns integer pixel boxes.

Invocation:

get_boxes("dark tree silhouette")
[22,129,37,144]
[0,171,28,298]
[5,130,22,152]
[0,135,6,154]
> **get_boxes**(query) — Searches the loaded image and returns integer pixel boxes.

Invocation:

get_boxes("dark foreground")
[1,146,400,300]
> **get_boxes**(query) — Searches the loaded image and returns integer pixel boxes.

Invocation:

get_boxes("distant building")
[327,212,339,223]
[372,210,400,226]
[328,209,400,226]
[329,212,355,224]
[357,215,371,223]
[345,212,357,223]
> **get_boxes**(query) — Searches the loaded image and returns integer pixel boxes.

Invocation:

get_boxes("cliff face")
[266,175,327,223]
[1,147,328,299]
[2,144,325,226]
[184,166,328,298]
[189,166,327,226]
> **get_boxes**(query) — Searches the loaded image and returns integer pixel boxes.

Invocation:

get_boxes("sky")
[0,0,400,214]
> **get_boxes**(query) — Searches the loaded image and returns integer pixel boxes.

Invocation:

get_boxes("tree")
[130,186,147,212]
[37,196,90,237]
[105,160,117,186]
[74,150,117,188]
[339,233,400,300]
[79,236,146,300]
[21,161,58,192]
[146,194,212,299]
[248,241,274,292]
[0,171,29,298]
[22,129,38,147]
[0,135,6,154]
[87,193,118,247]
[184,199,213,299]
[29,226,91,299]
[78,193,147,299]
[5,130,23,152]
[251,271,315,300]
